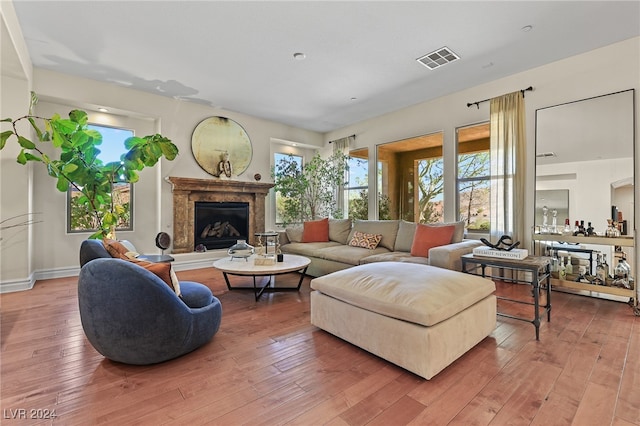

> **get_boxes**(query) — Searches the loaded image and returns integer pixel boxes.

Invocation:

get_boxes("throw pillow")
[346,220,399,251]
[410,224,455,257]
[103,238,130,258]
[302,218,329,242]
[348,231,383,249]
[124,257,181,296]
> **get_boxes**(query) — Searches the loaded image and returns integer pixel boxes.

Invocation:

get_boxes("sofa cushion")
[302,218,329,242]
[281,241,342,259]
[411,224,455,257]
[428,220,465,243]
[329,219,352,244]
[348,231,382,249]
[347,220,399,251]
[360,251,430,265]
[285,226,303,243]
[310,262,495,327]
[394,220,417,252]
[316,244,390,266]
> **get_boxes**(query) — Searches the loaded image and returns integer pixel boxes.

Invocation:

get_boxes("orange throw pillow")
[103,238,130,258]
[410,224,455,257]
[302,218,329,242]
[124,257,181,296]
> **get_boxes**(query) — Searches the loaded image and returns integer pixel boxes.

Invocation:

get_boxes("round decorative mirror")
[191,116,253,177]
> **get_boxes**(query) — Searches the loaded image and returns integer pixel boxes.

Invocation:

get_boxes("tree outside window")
[274,152,303,225]
[457,123,491,233]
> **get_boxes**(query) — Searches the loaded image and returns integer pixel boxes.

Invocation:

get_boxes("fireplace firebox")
[194,202,249,250]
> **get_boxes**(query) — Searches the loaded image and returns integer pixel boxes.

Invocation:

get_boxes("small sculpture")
[217,151,232,178]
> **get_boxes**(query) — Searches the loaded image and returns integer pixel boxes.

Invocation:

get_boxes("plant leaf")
[62,163,79,174]
[17,136,36,149]
[56,177,69,192]
[1,130,14,149]
[17,150,27,165]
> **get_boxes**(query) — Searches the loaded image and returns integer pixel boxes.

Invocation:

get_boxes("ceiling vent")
[416,47,460,70]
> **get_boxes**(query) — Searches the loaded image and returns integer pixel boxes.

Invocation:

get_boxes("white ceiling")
[11,1,640,133]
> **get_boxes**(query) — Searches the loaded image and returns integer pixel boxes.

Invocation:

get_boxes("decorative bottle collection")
[538,205,628,237]
[547,248,633,290]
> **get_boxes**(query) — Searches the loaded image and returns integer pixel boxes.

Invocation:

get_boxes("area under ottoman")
[310,262,496,379]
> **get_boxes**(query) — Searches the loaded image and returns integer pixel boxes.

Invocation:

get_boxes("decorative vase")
[228,239,254,260]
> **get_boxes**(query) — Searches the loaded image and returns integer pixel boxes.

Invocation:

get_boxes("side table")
[461,253,552,340]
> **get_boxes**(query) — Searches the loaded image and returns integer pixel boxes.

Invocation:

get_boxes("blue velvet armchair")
[78,241,222,365]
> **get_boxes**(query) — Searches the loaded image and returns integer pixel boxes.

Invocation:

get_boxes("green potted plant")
[273,151,348,224]
[1,93,179,239]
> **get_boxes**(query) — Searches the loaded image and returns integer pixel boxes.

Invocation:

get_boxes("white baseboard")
[0,276,35,293]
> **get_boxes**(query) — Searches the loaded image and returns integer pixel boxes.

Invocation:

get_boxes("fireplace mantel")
[166,177,274,253]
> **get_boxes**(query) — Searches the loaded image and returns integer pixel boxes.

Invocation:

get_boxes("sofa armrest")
[428,239,483,271]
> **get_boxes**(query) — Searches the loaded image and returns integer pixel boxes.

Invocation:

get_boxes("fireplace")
[194,201,249,250]
[166,177,274,253]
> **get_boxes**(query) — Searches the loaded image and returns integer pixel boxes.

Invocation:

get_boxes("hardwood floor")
[1,268,639,425]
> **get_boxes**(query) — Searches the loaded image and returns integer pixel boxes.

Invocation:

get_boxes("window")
[457,123,491,233]
[67,124,134,233]
[274,152,303,225]
[345,148,369,220]
[376,132,443,223]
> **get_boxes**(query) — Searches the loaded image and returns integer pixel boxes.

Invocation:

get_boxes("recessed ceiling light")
[350,97,357,101]
[98,107,109,112]
[521,25,533,32]
[293,52,306,60]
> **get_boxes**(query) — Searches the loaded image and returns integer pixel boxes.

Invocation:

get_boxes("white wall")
[0,1,34,290]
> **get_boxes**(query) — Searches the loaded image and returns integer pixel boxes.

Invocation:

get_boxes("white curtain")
[331,135,354,218]
[489,91,526,244]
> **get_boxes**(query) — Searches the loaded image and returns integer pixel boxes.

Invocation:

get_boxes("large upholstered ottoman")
[310,262,496,379]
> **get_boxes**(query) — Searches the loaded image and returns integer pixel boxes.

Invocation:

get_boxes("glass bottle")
[559,257,566,280]
[573,220,581,236]
[586,222,594,236]
[541,205,549,233]
[602,254,610,280]
[595,253,607,285]
[563,219,572,235]
[605,219,620,237]
[551,210,558,234]
[613,259,630,289]
[620,256,633,290]
[565,255,573,275]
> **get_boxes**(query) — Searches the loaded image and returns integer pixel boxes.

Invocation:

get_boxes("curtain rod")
[328,134,356,143]
[466,86,533,109]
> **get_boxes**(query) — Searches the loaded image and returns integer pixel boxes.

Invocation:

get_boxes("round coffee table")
[213,254,310,301]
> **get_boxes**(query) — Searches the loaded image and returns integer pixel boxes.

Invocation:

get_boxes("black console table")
[461,254,552,340]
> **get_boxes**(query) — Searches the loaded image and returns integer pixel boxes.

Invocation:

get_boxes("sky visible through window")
[87,124,133,163]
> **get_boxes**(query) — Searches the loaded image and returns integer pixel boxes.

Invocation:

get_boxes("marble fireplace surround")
[166,177,274,254]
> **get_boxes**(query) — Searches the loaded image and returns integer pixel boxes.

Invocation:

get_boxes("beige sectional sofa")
[279,219,483,277]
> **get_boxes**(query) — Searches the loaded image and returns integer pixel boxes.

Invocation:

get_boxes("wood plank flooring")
[1,268,639,425]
